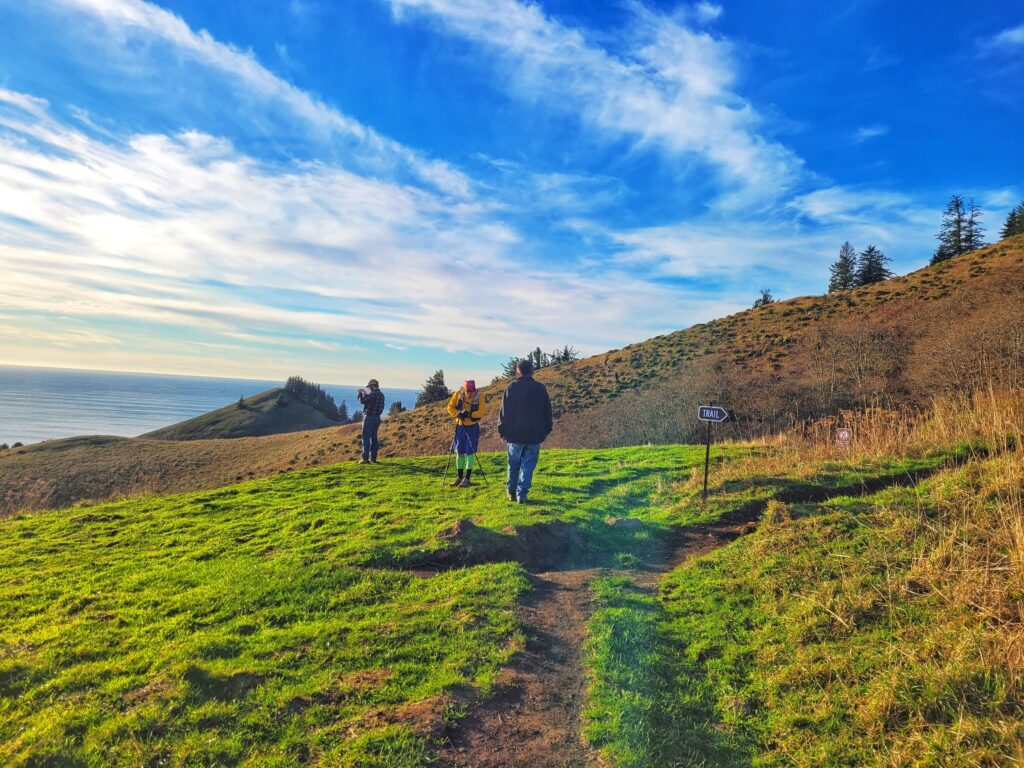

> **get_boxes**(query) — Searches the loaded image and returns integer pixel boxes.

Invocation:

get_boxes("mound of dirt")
[431,519,587,570]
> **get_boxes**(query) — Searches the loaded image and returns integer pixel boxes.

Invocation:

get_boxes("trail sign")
[836,428,851,447]
[698,405,730,423]
[698,403,729,501]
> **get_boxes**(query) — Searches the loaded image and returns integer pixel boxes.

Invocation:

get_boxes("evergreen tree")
[499,356,520,379]
[337,399,349,422]
[855,244,893,286]
[1001,201,1024,239]
[350,409,363,423]
[932,194,967,264]
[550,345,580,364]
[415,369,450,407]
[283,376,341,420]
[964,197,985,252]
[752,288,775,308]
[388,401,407,417]
[828,241,858,292]
[236,394,246,409]
[529,347,548,372]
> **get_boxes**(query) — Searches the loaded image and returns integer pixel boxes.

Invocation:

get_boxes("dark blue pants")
[361,415,381,460]
[506,442,540,500]
[454,423,480,455]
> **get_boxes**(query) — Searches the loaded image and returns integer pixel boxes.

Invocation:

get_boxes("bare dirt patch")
[441,568,608,768]
[440,520,755,768]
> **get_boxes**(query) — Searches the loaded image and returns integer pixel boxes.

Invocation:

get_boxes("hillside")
[143,387,340,441]
[1,237,1022,515]
[2,390,1021,766]
[380,235,1024,455]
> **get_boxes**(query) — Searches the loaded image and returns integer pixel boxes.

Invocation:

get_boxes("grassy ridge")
[0,445,712,766]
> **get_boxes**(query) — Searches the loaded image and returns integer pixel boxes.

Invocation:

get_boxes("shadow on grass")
[373,516,678,573]
[586,578,752,768]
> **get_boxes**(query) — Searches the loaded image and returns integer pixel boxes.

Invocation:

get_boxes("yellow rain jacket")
[447,387,486,426]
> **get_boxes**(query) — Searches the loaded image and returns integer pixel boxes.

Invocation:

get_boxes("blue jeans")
[506,442,540,500]
[361,415,381,460]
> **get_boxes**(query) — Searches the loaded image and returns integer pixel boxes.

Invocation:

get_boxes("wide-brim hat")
[367,379,379,388]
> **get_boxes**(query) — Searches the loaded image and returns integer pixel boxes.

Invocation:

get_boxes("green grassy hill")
[3,389,1021,766]
[143,388,340,441]
[0,443,714,766]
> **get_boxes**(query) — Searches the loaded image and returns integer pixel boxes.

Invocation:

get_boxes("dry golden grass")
[707,385,1024,666]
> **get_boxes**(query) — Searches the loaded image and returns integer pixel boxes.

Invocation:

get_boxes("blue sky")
[0,0,1021,387]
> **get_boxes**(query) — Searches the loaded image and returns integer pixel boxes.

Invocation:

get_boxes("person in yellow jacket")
[445,380,487,487]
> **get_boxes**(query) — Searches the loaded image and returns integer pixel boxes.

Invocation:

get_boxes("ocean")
[0,366,419,446]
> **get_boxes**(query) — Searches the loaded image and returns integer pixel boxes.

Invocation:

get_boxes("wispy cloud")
[50,0,471,197]
[0,88,697,372]
[385,0,805,208]
[854,124,889,142]
[984,23,1024,50]
[693,2,723,24]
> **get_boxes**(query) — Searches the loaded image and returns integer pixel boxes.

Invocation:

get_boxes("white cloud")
[385,0,804,207]
[987,23,1024,49]
[854,124,889,142]
[49,0,472,198]
[0,90,697,371]
[693,2,723,23]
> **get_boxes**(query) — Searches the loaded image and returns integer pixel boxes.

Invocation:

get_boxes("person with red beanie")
[445,379,487,487]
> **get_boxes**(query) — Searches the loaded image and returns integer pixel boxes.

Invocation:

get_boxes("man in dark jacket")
[497,359,553,503]
[357,379,385,463]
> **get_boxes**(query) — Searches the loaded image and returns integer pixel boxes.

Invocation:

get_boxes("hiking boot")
[507,490,516,502]
[459,477,472,488]
[517,495,528,504]
[359,458,370,464]
[450,477,463,487]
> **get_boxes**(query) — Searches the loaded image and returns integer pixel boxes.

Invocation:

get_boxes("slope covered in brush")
[364,235,1024,457]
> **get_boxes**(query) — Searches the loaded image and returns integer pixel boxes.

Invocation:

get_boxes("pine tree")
[337,399,349,422]
[236,394,246,409]
[1001,201,1024,239]
[932,194,967,264]
[855,244,892,286]
[963,197,985,252]
[388,401,406,417]
[828,242,858,292]
[415,369,450,407]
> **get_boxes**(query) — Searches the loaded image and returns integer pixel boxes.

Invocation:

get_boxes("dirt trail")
[442,567,607,768]
[440,521,750,768]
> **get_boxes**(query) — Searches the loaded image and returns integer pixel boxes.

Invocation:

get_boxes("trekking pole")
[474,452,489,486]
[439,432,457,489]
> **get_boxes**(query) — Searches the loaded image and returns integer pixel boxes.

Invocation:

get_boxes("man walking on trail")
[498,359,552,503]
[357,379,385,464]
[446,379,487,487]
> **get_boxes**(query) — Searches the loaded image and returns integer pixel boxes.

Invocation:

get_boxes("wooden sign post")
[697,404,730,500]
